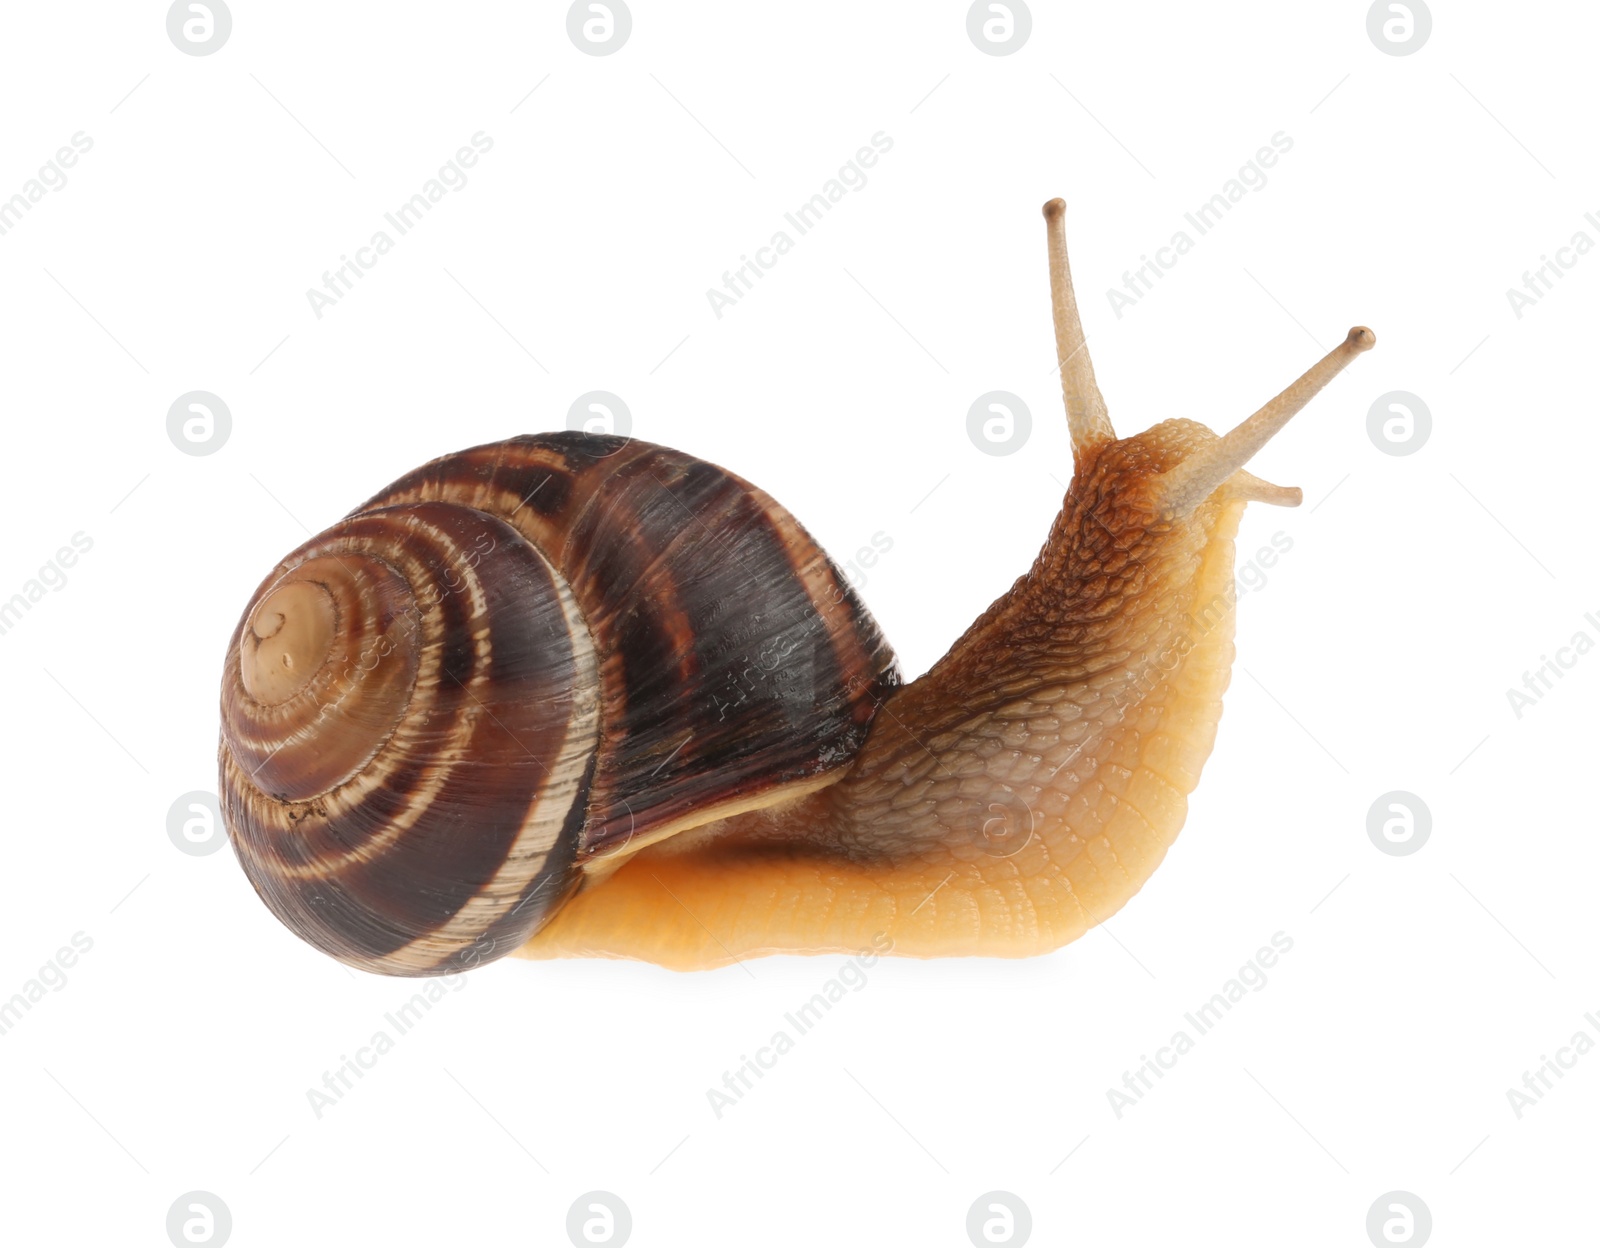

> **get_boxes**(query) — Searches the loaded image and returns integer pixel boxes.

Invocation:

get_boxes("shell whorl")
[220,501,598,976]
[219,433,899,976]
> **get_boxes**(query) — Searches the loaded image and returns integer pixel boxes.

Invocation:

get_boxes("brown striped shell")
[219,433,899,975]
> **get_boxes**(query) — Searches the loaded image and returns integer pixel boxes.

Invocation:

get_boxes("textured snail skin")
[516,424,1249,968]
[221,200,1371,975]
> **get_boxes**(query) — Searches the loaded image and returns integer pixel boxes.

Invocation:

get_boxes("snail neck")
[826,493,1243,858]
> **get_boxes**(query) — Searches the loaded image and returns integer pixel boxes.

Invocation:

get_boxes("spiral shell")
[219,434,898,975]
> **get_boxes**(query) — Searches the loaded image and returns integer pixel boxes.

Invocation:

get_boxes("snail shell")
[219,434,898,975]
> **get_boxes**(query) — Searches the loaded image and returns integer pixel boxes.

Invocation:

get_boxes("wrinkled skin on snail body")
[219,200,1373,975]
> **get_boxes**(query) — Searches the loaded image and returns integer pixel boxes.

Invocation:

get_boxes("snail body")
[220,200,1373,975]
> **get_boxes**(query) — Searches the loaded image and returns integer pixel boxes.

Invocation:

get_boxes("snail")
[219,199,1373,977]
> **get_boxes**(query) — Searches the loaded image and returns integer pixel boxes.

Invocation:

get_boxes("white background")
[0,1,1593,1244]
